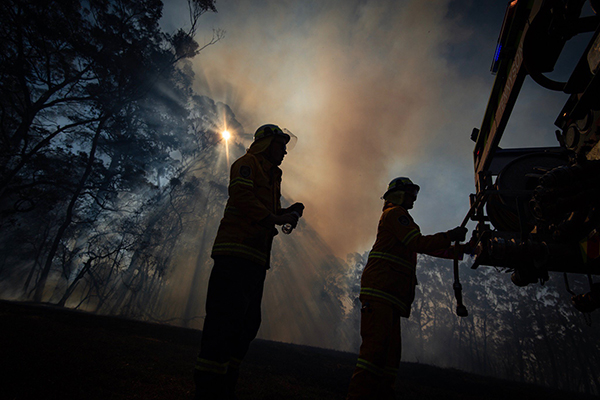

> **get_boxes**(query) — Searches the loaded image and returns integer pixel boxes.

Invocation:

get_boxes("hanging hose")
[453,232,469,317]
[453,251,468,317]
[452,191,488,317]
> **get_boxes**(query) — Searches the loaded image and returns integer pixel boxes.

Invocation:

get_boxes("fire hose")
[453,191,488,317]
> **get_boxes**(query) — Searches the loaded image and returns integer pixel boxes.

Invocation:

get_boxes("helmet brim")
[383,184,420,199]
[282,128,297,151]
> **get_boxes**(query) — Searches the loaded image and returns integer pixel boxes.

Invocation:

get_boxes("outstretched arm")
[388,208,467,255]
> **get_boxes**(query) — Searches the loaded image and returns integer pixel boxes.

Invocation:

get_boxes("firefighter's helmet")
[251,124,297,153]
[383,177,420,199]
[254,124,290,143]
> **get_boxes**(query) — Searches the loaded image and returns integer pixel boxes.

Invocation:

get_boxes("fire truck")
[462,0,600,313]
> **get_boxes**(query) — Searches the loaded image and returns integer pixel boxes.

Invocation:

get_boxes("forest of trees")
[0,0,599,397]
[410,256,600,395]
[0,0,224,307]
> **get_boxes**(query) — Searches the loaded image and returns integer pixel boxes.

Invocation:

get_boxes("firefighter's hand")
[463,235,478,256]
[446,226,468,242]
[288,202,305,217]
[272,212,300,227]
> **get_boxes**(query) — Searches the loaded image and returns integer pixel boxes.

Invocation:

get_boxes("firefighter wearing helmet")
[346,177,468,400]
[194,124,304,399]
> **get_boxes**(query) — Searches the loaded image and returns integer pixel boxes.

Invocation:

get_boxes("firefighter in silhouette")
[194,124,304,399]
[346,177,468,400]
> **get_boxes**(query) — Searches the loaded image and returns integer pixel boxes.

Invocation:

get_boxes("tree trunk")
[56,258,94,307]
[33,117,107,303]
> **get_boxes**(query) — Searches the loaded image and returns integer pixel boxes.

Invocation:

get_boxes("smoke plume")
[169,0,491,255]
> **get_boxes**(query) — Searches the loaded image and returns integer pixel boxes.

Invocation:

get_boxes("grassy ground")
[1,300,597,400]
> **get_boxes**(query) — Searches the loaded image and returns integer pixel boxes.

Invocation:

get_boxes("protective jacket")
[360,202,459,317]
[211,151,282,268]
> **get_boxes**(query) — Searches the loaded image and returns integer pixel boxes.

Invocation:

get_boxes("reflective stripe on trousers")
[355,357,398,377]
[212,243,268,265]
[195,356,243,375]
[195,357,228,374]
[346,300,401,400]
[359,287,409,316]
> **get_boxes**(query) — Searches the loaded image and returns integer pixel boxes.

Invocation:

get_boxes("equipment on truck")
[456,0,600,315]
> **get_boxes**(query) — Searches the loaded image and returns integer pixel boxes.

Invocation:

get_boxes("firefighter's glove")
[279,212,300,228]
[288,202,305,217]
[462,235,478,256]
[446,227,468,242]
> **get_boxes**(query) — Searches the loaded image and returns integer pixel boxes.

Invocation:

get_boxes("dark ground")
[1,300,597,400]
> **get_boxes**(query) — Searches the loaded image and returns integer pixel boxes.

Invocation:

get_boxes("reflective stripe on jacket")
[360,202,453,317]
[211,151,281,268]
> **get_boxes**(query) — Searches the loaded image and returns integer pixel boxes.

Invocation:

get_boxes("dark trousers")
[194,256,266,399]
[346,299,401,400]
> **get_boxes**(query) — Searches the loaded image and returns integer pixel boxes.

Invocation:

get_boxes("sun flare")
[222,130,231,164]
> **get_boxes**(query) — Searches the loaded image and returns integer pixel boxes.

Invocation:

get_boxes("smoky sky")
[162,0,579,256]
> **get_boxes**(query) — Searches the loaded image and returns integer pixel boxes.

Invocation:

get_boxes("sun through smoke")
[222,129,230,164]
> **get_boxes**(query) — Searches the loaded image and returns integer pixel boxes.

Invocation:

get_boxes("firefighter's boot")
[193,369,227,400]
[225,367,240,400]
